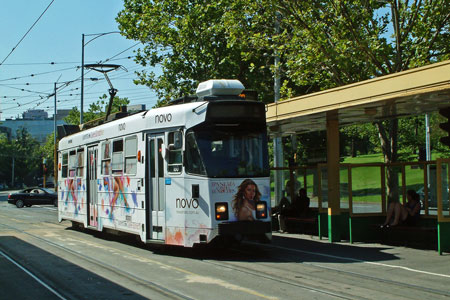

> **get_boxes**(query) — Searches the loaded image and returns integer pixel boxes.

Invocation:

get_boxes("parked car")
[8,188,57,208]
[417,186,449,210]
[38,182,55,188]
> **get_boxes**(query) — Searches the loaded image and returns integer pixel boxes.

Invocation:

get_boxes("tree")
[64,94,130,125]
[117,0,449,202]
[341,123,379,157]
[253,0,449,202]
[0,134,13,185]
[1,128,42,187]
[116,0,275,104]
[40,132,56,181]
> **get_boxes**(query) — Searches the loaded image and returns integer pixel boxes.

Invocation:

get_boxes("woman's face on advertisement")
[244,184,256,200]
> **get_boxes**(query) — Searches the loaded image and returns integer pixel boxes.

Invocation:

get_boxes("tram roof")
[266,60,450,136]
[58,101,209,149]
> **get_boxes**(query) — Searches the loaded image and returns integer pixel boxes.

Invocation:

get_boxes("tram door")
[87,146,98,228]
[147,134,165,240]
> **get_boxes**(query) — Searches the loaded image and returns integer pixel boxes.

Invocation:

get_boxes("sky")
[0,0,158,121]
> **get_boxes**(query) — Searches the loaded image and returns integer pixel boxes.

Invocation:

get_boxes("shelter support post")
[437,158,450,255]
[274,135,284,206]
[438,223,450,255]
[326,111,343,242]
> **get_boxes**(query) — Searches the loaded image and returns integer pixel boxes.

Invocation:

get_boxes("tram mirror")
[168,131,183,150]
[174,131,182,149]
[161,144,167,159]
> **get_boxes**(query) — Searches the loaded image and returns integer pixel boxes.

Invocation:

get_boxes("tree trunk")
[375,119,399,203]
[351,138,356,157]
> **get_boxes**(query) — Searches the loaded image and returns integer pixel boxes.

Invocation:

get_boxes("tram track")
[0,211,356,300]
[261,242,450,296]
[1,206,448,299]
[214,242,450,299]
[0,219,193,300]
[200,256,359,300]
[0,249,68,300]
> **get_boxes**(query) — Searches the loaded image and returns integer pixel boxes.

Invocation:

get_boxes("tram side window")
[125,136,137,175]
[102,141,111,175]
[112,139,124,175]
[77,149,84,177]
[68,150,77,177]
[185,131,206,175]
[168,132,182,173]
[61,152,68,178]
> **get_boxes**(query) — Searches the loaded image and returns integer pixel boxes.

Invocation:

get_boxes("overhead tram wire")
[0,85,54,95]
[0,57,137,83]
[98,42,140,63]
[1,79,78,112]
[2,42,143,117]
[0,45,139,86]
[0,0,55,67]
[0,56,136,67]
[0,66,79,82]
[1,61,80,66]
[76,42,141,108]
[1,78,79,102]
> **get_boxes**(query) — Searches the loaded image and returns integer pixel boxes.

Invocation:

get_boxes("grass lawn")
[271,152,447,204]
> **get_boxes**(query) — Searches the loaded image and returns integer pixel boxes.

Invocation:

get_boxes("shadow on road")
[65,225,401,265]
[0,236,148,300]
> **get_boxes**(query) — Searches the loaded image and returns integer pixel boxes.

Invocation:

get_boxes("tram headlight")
[215,202,229,220]
[255,201,267,219]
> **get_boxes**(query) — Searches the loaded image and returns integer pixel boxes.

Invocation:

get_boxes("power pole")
[11,156,14,188]
[54,82,58,190]
[80,33,85,124]
[273,11,284,205]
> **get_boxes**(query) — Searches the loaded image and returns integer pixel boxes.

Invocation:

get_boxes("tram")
[57,79,271,247]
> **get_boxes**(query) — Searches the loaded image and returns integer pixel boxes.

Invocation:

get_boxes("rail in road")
[0,200,449,299]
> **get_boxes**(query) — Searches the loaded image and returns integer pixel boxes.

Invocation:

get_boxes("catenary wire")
[0,0,56,67]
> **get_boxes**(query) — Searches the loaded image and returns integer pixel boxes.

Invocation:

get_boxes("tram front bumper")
[218,221,272,243]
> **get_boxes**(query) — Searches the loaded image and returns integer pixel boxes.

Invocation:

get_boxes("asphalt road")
[0,192,449,300]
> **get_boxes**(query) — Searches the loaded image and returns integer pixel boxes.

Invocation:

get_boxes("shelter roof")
[266,60,450,136]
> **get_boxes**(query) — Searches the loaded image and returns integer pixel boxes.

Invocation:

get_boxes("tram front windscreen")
[185,126,269,178]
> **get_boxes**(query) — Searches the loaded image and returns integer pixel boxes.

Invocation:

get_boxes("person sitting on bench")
[277,188,310,232]
[380,189,421,228]
[296,188,310,217]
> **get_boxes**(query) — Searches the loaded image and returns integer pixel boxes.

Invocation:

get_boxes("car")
[38,182,55,188]
[7,187,57,208]
[416,186,449,210]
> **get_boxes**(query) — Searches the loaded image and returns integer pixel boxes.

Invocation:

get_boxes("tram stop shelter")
[266,60,450,254]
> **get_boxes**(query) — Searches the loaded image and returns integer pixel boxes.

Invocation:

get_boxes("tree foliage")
[64,94,130,125]
[117,0,275,104]
[0,128,43,187]
[117,0,449,201]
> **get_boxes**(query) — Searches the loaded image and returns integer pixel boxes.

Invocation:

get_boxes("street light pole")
[11,156,14,188]
[54,82,58,190]
[80,31,120,125]
[80,33,85,125]
[273,11,284,205]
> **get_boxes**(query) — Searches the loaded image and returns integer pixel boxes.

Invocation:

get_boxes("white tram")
[57,79,271,247]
